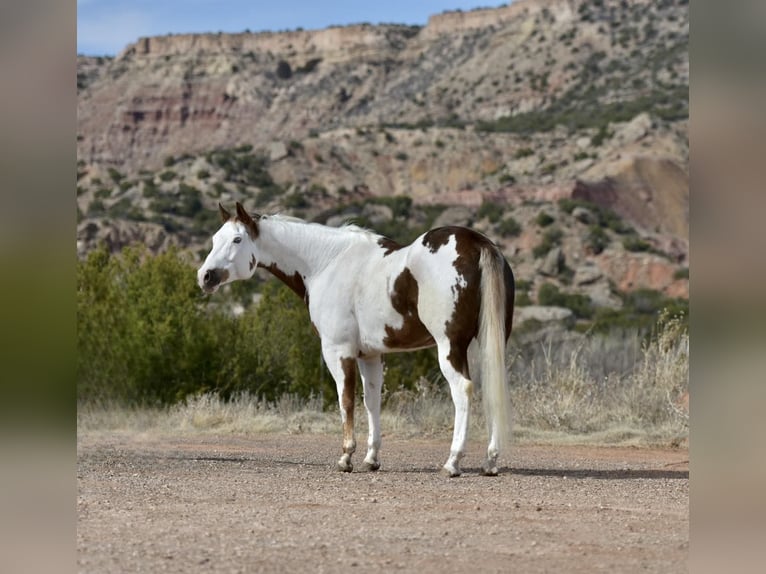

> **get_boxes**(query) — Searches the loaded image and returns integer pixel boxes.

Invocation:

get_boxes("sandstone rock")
[575,136,591,150]
[595,251,686,298]
[538,246,564,276]
[573,263,602,286]
[269,141,289,162]
[572,206,596,225]
[433,206,473,228]
[573,158,594,172]
[581,279,622,309]
[361,203,393,225]
[612,113,652,146]
[514,305,575,327]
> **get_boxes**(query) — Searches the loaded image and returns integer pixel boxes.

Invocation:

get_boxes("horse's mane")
[264,213,382,240]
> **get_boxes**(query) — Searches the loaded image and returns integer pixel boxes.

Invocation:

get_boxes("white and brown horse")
[198,202,515,476]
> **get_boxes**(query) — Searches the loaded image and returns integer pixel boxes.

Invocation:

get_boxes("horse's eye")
[233,237,242,244]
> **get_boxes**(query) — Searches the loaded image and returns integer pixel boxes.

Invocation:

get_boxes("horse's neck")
[257,218,358,278]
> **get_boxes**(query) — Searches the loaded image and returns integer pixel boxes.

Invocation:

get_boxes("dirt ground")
[77,431,688,573]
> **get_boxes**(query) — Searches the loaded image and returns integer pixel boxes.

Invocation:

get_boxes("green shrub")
[77,248,431,409]
[514,147,534,159]
[589,289,688,334]
[532,227,563,258]
[497,216,522,238]
[88,199,106,216]
[558,198,633,234]
[108,198,144,221]
[477,200,504,224]
[78,245,224,405]
[585,224,609,254]
[370,195,413,219]
[535,212,555,227]
[622,235,652,252]
[107,167,124,183]
[673,267,689,280]
[143,180,160,198]
[537,283,594,319]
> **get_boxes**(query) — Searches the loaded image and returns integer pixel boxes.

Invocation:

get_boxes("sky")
[77,0,511,56]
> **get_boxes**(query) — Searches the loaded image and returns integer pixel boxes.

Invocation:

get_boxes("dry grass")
[78,317,688,447]
[510,314,689,445]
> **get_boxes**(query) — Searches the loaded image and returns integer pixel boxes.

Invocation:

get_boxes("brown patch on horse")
[260,262,308,304]
[378,237,402,256]
[422,227,456,253]
[432,228,508,378]
[383,267,436,350]
[340,357,357,454]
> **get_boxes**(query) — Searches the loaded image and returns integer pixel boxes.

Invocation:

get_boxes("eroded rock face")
[78,0,688,176]
[574,156,689,238]
[595,251,688,299]
[75,0,689,311]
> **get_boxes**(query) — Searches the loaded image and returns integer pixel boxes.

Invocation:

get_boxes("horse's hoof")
[362,461,380,472]
[337,461,353,473]
[481,464,499,477]
[441,465,461,478]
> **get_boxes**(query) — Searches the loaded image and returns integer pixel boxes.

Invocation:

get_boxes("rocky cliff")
[77,0,689,315]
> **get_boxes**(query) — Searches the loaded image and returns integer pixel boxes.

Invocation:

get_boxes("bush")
[477,201,504,224]
[78,245,223,405]
[535,212,555,227]
[673,267,689,280]
[589,289,688,334]
[585,224,609,254]
[532,227,563,258]
[623,235,652,252]
[558,198,633,234]
[537,283,594,319]
[77,247,432,408]
[497,216,522,238]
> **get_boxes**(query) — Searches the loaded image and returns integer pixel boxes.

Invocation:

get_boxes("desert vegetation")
[77,246,688,445]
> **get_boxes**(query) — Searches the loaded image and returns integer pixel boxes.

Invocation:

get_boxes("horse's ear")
[235,202,259,239]
[218,203,232,223]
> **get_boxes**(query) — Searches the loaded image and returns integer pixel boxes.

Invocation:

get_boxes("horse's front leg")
[358,356,383,471]
[323,346,358,472]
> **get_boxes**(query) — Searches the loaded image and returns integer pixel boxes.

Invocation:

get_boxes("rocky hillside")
[77,0,689,328]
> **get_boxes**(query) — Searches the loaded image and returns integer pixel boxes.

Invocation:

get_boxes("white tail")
[476,248,512,456]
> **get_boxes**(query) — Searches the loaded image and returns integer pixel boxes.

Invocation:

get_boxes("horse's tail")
[477,247,513,455]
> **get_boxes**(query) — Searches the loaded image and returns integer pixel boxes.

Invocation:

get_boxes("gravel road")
[77,431,688,573]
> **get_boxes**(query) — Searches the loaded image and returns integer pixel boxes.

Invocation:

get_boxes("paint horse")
[198,202,515,476]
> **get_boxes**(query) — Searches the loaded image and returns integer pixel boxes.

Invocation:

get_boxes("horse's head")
[197,202,259,294]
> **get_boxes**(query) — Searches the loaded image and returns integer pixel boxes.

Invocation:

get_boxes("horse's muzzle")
[200,268,228,293]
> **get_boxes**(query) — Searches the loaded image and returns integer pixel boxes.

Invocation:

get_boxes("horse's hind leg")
[323,346,357,472]
[358,356,383,471]
[437,346,472,477]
